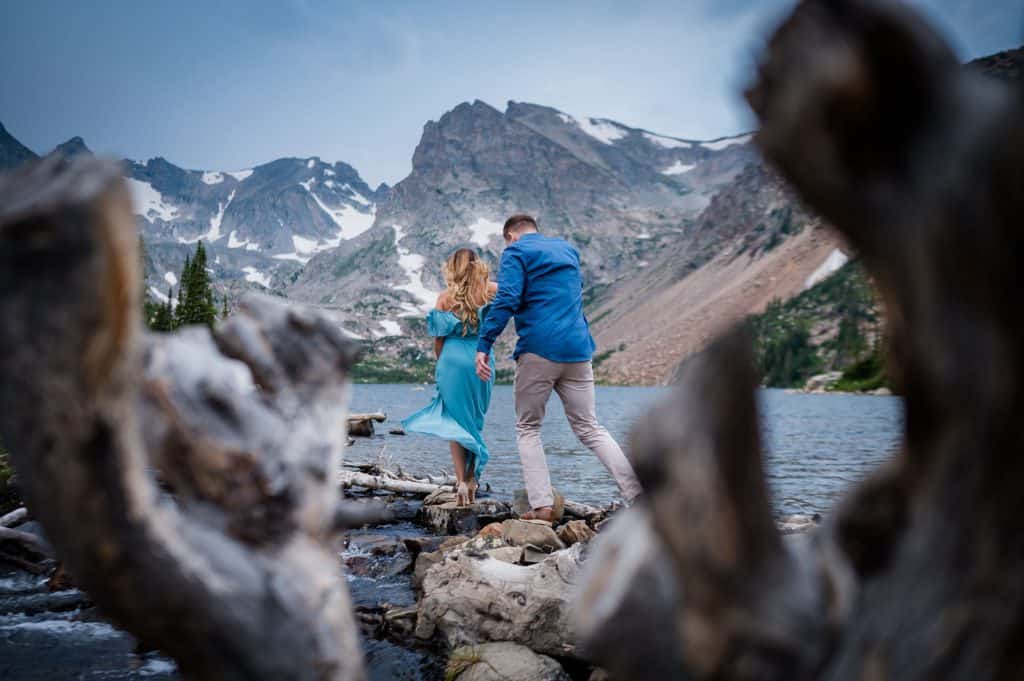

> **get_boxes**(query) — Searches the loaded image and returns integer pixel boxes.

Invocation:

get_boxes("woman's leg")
[449,442,469,506]
[465,454,477,503]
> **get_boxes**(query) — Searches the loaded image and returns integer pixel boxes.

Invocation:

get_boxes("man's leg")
[514,353,558,509]
[554,361,643,501]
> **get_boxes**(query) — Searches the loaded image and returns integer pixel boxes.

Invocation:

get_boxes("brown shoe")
[520,506,556,522]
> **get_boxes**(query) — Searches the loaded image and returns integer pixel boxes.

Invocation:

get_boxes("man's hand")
[476,352,493,382]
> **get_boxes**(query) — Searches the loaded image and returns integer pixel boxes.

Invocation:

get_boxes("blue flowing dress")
[401,305,496,480]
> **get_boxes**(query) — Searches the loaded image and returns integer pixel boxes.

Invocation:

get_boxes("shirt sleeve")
[477,249,525,355]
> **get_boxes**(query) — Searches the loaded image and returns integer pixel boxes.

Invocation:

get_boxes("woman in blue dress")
[402,248,497,506]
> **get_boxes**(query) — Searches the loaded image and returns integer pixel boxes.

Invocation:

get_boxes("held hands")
[475,352,493,382]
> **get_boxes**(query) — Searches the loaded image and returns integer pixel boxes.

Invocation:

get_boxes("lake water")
[0,385,902,680]
[349,384,904,517]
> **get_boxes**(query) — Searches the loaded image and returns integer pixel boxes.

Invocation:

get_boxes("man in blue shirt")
[476,215,642,521]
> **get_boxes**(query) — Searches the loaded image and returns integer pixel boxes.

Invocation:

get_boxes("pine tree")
[176,242,218,328]
[151,287,175,332]
[175,254,191,328]
[221,294,230,320]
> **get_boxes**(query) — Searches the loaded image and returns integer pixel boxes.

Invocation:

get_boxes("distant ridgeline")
[748,260,886,391]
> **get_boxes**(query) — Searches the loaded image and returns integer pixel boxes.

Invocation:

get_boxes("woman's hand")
[475,352,492,381]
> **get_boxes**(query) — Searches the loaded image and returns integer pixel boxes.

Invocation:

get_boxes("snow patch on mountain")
[149,286,176,306]
[127,178,179,223]
[307,159,316,169]
[662,160,696,175]
[227,230,260,251]
[377,320,402,337]
[180,190,235,244]
[643,132,692,149]
[392,224,436,313]
[201,171,224,185]
[242,266,272,288]
[559,112,627,145]
[164,272,177,286]
[324,168,335,177]
[576,117,628,145]
[467,217,503,248]
[804,249,849,289]
[701,134,753,151]
[301,180,377,241]
[226,169,253,182]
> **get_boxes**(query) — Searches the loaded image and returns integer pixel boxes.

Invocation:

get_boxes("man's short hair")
[503,214,538,240]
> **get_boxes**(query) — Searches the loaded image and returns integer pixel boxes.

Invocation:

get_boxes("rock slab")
[448,642,571,681]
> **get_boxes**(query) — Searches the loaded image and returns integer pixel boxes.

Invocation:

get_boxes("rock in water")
[416,543,585,657]
[802,371,843,392]
[418,499,512,535]
[447,642,571,681]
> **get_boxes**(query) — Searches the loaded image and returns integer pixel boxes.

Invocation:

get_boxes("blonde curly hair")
[442,248,493,335]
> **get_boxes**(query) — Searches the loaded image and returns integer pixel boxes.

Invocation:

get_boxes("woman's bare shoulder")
[435,290,453,311]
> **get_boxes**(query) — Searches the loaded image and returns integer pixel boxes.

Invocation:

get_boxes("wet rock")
[416,543,585,657]
[501,519,565,552]
[389,427,406,435]
[418,499,513,535]
[412,535,470,590]
[346,533,404,556]
[447,642,571,681]
[556,520,596,546]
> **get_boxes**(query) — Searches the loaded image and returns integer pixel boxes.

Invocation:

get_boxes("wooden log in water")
[347,419,375,437]
[349,412,386,422]
[340,470,452,496]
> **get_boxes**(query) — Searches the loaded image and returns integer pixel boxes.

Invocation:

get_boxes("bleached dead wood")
[578,2,1024,680]
[0,156,365,680]
[349,412,386,422]
[339,470,454,495]
[0,507,27,528]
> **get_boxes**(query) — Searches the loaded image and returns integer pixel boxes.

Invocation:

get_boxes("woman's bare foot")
[456,481,470,507]
[467,479,478,504]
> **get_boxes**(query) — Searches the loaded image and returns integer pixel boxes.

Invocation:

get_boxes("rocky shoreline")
[0,461,820,681]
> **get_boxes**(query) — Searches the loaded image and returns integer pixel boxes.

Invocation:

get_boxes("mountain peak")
[0,121,39,170]
[53,136,92,157]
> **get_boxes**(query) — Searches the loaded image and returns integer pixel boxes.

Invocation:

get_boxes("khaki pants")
[514,352,643,508]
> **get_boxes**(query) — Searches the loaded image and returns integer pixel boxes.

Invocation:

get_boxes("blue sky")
[1,0,1020,186]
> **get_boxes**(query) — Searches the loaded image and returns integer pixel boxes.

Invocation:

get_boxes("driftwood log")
[578,1,1024,680]
[0,157,366,680]
[347,411,386,437]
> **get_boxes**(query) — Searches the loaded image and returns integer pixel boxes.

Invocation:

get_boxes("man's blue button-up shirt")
[477,233,596,363]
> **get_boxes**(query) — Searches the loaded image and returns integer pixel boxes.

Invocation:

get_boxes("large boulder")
[448,642,571,681]
[416,543,585,657]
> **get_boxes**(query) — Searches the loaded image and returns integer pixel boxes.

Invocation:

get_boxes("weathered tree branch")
[579,2,1024,680]
[0,156,366,680]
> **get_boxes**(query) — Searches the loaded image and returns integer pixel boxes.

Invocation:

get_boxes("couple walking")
[402,215,641,521]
